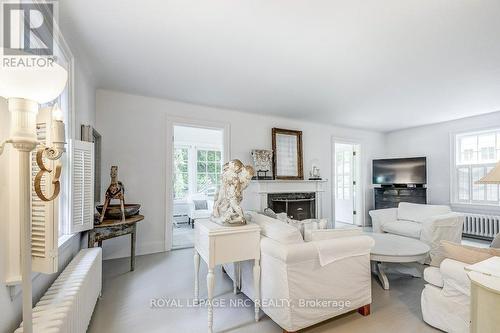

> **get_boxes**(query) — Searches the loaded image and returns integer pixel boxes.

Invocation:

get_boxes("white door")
[334,142,361,225]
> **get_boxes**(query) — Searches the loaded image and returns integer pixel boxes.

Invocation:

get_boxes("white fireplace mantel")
[242,179,328,218]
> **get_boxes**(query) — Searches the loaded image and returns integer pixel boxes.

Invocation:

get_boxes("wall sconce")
[0,55,68,333]
[34,104,66,202]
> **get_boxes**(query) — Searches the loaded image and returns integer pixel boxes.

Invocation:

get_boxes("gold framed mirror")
[272,128,303,180]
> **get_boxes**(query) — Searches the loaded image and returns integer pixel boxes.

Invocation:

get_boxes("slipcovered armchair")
[421,238,500,332]
[223,212,374,332]
[421,258,471,333]
[186,193,214,228]
[369,202,464,262]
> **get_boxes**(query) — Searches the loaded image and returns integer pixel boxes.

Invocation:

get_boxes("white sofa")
[224,212,375,332]
[369,202,464,262]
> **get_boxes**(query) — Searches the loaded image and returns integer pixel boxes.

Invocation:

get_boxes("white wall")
[0,59,96,333]
[385,110,500,213]
[96,89,386,260]
[174,126,223,148]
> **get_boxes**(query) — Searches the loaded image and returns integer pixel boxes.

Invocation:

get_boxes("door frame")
[165,116,231,251]
[331,137,364,227]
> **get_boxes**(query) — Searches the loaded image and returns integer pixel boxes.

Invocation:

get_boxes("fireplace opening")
[267,192,316,220]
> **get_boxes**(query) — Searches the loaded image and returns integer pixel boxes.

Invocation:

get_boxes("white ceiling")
[60,0,500,132]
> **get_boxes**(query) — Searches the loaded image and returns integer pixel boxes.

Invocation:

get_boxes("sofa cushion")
[431,240,500,267]
[304,227,362,242]
[247,211,303,244]
[382,220,422,238]
[288,218,328,238]
[397,202,451,223]
[423,266,444,288]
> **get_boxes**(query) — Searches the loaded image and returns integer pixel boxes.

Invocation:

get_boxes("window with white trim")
[173,145,222,200]
[38,46,73,238]
[453,129,500,205]
[196,149,222,195]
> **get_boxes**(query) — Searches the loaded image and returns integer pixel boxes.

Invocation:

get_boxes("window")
[173,145,223,200]
[38,36,74,238]
[196,149,222,194]
[453,129,500,205]
[174,147,189,199]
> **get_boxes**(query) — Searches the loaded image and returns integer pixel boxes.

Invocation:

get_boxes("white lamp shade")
[476,162,500,184]
[0,56,68,104]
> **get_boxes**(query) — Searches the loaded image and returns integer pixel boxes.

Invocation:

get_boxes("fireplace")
[267,192,316,220]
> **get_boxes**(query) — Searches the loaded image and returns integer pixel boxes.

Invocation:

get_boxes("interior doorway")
[170,124,226,249]
[333,141,362,227]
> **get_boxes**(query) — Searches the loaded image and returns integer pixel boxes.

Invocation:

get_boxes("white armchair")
[421,235,500,332]
[421,259,471,333]
[369,202,464,262]
[187,194,214,228]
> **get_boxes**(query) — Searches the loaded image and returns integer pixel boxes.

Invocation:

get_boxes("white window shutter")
[31,108,59,274]
[69,140,95,234]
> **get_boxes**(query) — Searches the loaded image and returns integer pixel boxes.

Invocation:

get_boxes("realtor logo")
[2,1,55,56]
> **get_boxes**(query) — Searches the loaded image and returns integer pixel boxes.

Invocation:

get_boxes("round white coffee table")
[364,233,430,290]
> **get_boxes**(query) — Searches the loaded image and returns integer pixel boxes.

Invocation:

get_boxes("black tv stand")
[374,186,427,209]
[380,184,424,189]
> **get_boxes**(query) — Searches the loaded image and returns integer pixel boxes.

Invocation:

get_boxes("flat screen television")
[372,157,427,185]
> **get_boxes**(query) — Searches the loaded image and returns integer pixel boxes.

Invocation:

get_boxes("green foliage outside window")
[197,149,222,193]
[174,148,189,199]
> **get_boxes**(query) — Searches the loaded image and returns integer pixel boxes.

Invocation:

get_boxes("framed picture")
[272,128,303,180]
[81,125,102,204]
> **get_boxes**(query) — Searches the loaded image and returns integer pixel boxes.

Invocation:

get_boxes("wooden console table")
[88,214,144,271]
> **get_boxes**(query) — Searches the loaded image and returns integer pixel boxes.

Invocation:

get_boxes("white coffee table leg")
[194,251,200,304]
[377,262,390,290]
[207,267,215,333]
[253,259,261,322]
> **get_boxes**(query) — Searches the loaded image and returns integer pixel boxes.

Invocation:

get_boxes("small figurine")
[212,159,255,226]
[100,166,126,223]
[309,165,321,180]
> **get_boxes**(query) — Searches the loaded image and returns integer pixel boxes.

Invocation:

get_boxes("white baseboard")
[102,240,166,261]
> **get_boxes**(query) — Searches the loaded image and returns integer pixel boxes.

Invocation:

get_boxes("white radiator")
[462,213,500,240]
[16,248,102,333]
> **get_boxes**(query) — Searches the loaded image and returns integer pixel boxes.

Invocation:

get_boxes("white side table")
[466,257,500,333]
[194,219,261,333]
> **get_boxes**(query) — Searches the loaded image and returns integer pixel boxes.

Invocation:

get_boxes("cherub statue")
[211,159,255,226]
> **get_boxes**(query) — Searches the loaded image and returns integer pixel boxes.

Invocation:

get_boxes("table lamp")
[0,55,68,333]
[476,162,500,184]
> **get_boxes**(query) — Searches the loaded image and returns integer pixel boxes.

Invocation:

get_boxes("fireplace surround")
[267,192,316,220]
[242,179,327,219]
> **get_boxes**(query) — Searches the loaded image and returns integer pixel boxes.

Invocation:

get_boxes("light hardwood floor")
[88,248,440,333]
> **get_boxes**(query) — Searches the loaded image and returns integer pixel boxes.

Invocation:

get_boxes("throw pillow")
[262,208,277,219]
[276,213,289,223]
[431,240,500,267]
[193,200,208,210]
[491,233,500,249]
